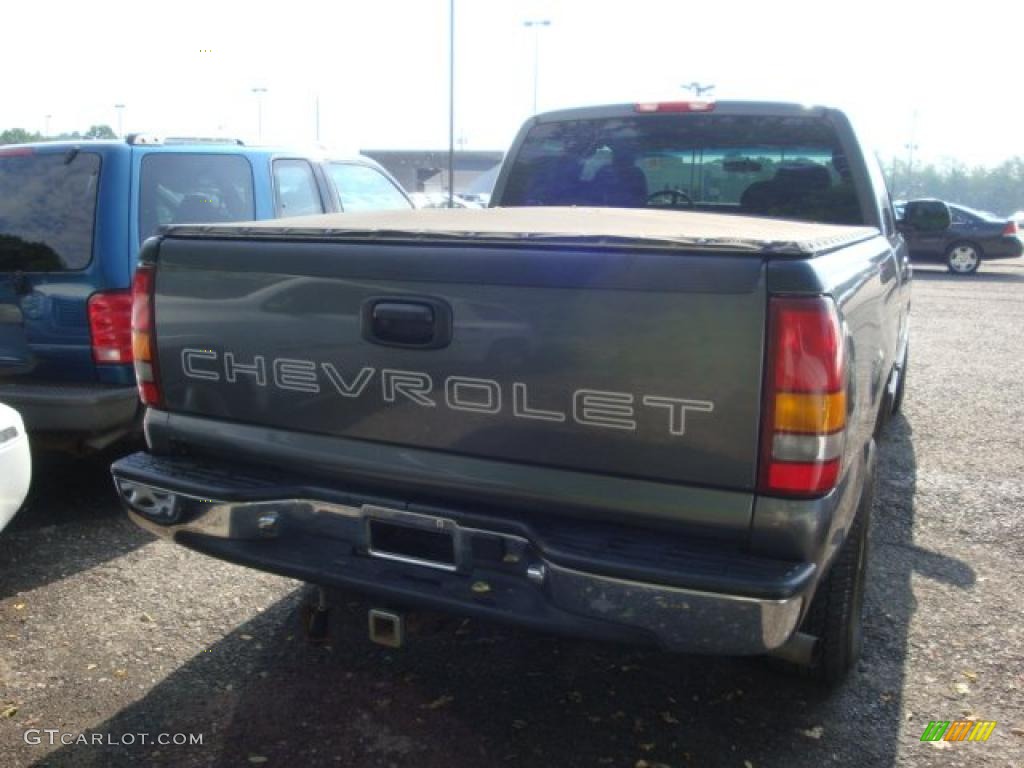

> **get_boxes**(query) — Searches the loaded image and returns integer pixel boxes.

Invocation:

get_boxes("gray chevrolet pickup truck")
[111,101,943,685]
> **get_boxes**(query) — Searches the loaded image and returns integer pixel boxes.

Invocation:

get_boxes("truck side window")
[273,159,324,217]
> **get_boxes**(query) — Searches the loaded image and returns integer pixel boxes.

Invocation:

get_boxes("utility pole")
[524,19,551,115]
[252,87,268,142]
[114,104,125,138]
[448,0,455,207]
[44,114,52,137]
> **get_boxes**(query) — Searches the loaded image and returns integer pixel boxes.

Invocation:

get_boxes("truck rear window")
[501,115,864,226]
[0,150,100,272]
[139,154,255,242]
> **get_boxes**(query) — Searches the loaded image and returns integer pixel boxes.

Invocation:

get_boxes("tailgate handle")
[362,297,453,349]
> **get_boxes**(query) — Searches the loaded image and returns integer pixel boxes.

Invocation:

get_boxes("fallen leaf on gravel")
[962,670,977,682]
[248,756,268,764]
[13,603,25,611]
[423,695,454,710]
[114,669,127,678]
[1010,727,1024,737]
[953,682,970,696]
[799,725,824,740]
[139,613,154,623]
[240,634,253,641]
[639,743,655,752]
[1,705,18,718]
[86,664,97,670]
[660,712,679,724]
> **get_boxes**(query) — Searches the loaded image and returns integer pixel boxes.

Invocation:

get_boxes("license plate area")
[365,506,458,572]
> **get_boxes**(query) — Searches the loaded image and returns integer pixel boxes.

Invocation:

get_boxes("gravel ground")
[1,260,1022,768]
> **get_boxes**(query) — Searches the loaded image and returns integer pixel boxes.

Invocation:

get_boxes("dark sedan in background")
[895,200,1023,274]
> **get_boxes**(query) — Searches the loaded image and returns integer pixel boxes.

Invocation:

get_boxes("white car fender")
[0,402,32,533]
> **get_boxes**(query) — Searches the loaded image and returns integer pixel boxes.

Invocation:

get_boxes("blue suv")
[0,137,412,451]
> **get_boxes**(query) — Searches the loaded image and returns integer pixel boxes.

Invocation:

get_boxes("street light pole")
[44,114,52,138]
[523,19,551,115]
[315,93,321,143]
[904,110,919,198]
[114,104,125,138]
[449,0,455,208]
[252,87,268,142]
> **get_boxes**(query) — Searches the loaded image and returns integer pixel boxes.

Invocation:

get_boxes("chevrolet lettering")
[180,348,715,436]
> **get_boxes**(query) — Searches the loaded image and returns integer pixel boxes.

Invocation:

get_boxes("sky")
[1,0,1019,169]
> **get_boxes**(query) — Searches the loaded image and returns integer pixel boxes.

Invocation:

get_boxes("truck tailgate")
[154,236,766,490]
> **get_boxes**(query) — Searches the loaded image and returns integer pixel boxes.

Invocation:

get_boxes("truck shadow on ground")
[0,449,150,601]
[32,414,976,768]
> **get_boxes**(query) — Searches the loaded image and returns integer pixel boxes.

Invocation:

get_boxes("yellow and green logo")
[920,720,997,742]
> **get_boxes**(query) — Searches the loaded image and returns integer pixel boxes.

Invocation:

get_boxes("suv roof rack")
[124,134,245,146]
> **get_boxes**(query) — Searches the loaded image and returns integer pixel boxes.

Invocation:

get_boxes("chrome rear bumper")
[115,474,806,655]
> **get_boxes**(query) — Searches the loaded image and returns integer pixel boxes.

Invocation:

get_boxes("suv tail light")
[87,291,133,364]
[1002,220,1018,236]
[130,265,161,406]
[758,296,847,497]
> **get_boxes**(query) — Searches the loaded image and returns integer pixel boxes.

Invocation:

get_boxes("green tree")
[885,156,1024,215]
[0,128,43,145]
[83,124,116,140]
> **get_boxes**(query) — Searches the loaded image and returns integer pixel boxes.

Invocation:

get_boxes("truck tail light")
[1002,220,1018,236]
[87,290,133,364]
[758,296,847,497]
[130,265,161,407]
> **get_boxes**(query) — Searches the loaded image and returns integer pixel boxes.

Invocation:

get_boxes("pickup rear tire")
[798,474,872,686]
[891,345,908,416]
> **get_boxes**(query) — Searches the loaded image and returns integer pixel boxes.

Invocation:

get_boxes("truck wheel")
[891,346,908,416]
[799,481,872,686]
[946,242,982,274]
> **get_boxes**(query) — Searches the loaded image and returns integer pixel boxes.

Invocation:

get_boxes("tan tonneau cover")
[163,206,878,257]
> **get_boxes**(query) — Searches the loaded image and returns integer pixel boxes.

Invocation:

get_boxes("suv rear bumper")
[0,381,140,435]
[112,451,815,655]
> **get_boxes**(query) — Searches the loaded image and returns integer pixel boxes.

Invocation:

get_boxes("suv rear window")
[0,150,101,271]
[501,114,864,225]
[140,154,255,242]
